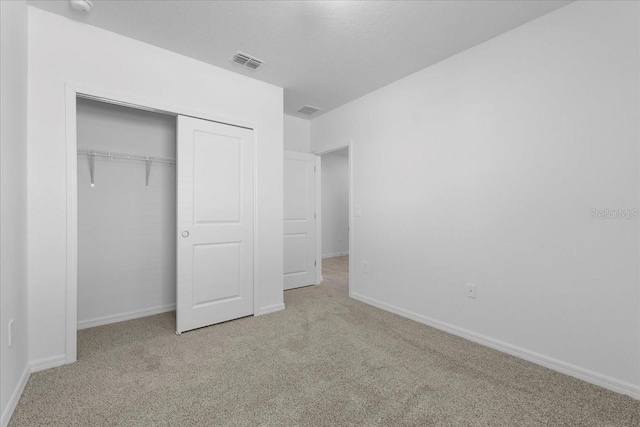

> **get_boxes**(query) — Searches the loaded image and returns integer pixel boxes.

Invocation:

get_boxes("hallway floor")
[320,255,349,296]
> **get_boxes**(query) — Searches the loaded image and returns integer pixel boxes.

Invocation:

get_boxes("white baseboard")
[2,355,66,426]
[351,292,640,400]
[30,354,67,373]
[322,251,349,259]
[77,304,176,330]
[1,364,30,427]
[256,303,285,316]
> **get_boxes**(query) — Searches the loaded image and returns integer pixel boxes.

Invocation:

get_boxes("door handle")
[181,231,190,238]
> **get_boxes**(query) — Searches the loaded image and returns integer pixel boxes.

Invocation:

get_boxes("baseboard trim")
[0,364,30,427]
[350,292,640,400]
[322,251,349,259]
[256,303,285,316]
[77,304,176,330]
[30,354,67,373]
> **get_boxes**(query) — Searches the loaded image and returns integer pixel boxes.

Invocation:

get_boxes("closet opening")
[68,89,258,363]
[76,97,178,339]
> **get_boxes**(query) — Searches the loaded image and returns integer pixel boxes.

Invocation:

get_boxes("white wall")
[76,98,176,328]
[311,1,640,397]
[0,0,30,424]
[321,150,349,258]
[28,7,284,365]
[284,114,310,153]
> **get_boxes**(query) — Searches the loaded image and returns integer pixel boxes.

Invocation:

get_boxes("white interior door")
[284,151,318,290]
[176,115,254,334]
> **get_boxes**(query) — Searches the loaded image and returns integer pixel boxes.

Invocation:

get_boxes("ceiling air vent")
[297,105,322,116]
[232,51,264,70]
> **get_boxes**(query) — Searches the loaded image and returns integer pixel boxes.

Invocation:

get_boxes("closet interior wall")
[76,98,177,329]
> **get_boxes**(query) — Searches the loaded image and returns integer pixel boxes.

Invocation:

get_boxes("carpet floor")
[10,256,639,426]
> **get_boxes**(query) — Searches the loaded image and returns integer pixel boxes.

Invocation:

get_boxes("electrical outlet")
[467,284,476,299]
[363,261,369,274]
[8,319,14,347]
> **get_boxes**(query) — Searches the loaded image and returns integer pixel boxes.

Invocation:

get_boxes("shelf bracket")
[89,154,96,187]
[145,159,152,188]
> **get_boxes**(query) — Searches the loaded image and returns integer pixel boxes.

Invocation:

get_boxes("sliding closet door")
[176,115,254,334]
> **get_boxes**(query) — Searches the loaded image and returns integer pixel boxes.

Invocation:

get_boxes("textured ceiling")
[28,0,572,118]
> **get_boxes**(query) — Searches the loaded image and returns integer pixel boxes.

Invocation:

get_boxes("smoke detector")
[70,0,94,12]
[296,105,322,116]
[231,51,265,70]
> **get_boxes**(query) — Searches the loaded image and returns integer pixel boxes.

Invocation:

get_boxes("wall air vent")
[231,51,265,70]
[296,105,322,116]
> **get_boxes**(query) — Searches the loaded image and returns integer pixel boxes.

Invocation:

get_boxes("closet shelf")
[77,148,176,165]
[77,148,175,188]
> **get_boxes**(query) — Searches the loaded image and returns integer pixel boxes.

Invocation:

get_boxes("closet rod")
[77,148,176,165]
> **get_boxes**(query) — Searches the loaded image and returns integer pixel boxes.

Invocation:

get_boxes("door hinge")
[314,260,317,266]
[314,166,316,172]
[314,213,316,219]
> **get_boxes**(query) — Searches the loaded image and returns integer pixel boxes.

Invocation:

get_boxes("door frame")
[313,141,353,297]
[64,82,261,363]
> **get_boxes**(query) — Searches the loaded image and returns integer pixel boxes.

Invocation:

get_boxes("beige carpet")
[10,256,639,426]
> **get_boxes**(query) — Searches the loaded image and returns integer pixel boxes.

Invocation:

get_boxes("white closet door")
[176,115,254,334]
[284,151,318,290]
